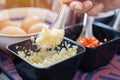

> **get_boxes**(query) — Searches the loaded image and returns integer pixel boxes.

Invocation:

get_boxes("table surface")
[73,53,120,80]
[0,50,120,80]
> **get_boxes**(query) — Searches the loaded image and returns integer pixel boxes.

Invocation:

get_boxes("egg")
[27,22,49,34]
[21,16,42,32]
[0,20,18,30]
[0,26,27,35]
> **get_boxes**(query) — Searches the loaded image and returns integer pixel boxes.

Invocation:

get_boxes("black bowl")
[65,23,83,41]
[80,22,120,72]
[6,37,85,80]
[65,21,120,72]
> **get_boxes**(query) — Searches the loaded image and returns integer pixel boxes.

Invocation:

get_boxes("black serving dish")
[112,10,120,53]
[65,14,84,41]
[95,10,117,26]
[65,23,83,41]
[6,37,85,80]
[65,21,120,72]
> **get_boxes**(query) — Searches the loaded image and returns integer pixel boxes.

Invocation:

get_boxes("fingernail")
[74,4,82,10]
[70,1,82,10]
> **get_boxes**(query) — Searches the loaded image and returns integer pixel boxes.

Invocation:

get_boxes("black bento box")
[6,37,85,80]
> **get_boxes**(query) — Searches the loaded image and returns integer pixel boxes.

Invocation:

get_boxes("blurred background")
[0,0,53,9]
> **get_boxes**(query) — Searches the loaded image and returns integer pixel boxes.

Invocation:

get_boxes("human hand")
[61,0,120,16]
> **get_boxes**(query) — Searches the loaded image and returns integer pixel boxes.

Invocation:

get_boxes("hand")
[61,0,120,16]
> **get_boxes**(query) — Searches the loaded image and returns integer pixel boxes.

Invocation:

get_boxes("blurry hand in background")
[61,0,120,16]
